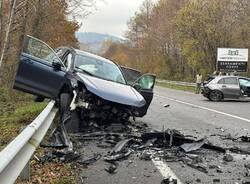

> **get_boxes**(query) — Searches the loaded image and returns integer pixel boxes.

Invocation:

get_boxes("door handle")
[222,85,227,88]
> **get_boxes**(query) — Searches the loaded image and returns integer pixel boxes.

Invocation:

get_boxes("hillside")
[76,32,124,53]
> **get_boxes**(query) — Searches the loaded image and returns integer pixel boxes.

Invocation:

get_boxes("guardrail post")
[20,161,30,181]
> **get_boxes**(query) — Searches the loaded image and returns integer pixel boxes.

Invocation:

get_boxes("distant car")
[202,76,250,101]
[14,35,156,128]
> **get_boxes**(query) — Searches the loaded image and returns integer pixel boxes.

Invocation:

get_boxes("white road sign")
[217,48,248,62]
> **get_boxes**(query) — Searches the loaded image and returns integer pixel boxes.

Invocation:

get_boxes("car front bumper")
[201,86,211,97]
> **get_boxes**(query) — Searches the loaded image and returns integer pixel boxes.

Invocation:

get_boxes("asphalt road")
[77,86,250,184]
[146,86,250,135]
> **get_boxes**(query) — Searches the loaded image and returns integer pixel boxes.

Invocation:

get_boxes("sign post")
[217,48,249,72]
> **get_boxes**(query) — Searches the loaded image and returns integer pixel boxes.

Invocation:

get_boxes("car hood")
[76,73,146,107]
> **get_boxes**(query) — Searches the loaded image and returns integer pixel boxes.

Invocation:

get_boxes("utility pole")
[0,0,17,69]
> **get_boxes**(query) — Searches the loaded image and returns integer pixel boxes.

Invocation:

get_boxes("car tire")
[209,90,223,102]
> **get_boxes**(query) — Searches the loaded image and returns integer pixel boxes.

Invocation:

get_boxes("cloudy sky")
[78,0,145,38]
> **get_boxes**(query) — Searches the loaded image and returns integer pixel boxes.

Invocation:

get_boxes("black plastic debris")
[141,131,226,153]
[140,150,152,161]
[104,150,132,162]
[213,179,220,183]
[196,179,201,183]
[202,143,226,153]
[230,147,250,155]
[183,162,208,174]
[246,163,250,169]
[105,163,118,174]
[112,139,135,154]
[216,168,223,173]
[78,153,101,165]
[39,150,80,163]
[161,177,177,184]
[240,136,250,142]
[223,154,234,162]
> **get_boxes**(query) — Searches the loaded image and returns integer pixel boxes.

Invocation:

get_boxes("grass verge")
[157,82,196,93]
[0,87,77,183]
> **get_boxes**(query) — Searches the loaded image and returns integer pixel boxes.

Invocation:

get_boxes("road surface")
[77,86,250,184]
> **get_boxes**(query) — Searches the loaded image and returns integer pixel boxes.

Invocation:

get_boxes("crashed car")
[14,36,156,130]
[202,75,250,101]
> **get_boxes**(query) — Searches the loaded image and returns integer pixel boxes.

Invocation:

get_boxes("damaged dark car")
[14,36,156,132]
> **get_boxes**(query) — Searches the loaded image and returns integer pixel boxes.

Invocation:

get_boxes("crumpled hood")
[76,73,146,107]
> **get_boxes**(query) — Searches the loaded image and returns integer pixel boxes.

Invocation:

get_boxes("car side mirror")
[52,61,62,70]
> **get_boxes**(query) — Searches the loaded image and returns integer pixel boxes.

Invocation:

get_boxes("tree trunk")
[0,0,17,70]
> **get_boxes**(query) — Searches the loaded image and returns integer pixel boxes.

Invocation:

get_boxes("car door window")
[224,77,238,85]
[239,79,250,87]
[120,66,142,85]
[23,36,62,64]
[218,79,225,84]
[135,75,155,90]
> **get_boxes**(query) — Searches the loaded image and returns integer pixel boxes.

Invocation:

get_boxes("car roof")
[212,75,249,82]
[74,49,115,65]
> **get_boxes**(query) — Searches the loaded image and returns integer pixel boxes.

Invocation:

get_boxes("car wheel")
[209,90,223,102]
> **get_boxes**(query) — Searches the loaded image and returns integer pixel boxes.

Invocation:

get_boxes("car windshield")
[74,54,126,84]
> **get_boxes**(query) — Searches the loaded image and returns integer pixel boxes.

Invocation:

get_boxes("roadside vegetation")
[0,0,96,183]
[0,87,78,183]
[103,0,250,81]
[157,82,195,93]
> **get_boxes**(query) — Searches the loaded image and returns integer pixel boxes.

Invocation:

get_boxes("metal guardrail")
[0,101,57,184]
[157,79,196,87]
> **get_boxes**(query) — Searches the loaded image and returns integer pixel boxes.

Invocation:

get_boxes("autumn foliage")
[0,0,80,87]
[104,0,250,81]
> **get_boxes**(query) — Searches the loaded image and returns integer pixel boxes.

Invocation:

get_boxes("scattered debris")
[245,164,250,169]
[213,179,220,183]
[230,147,250,155]
[196,178,201,183]
[105,163,117,174]
[180,139,206,153]
[112,138,135,154]
[104,150,132,162]
[140,150,152,161]
[216,168,223,173]
[184,162,208,174]
[223,154,234,162]
[43,117,250,183]
[163,104,170,108]
[240,136,250,142]
[78,153,101,165]
[161,177,177,184]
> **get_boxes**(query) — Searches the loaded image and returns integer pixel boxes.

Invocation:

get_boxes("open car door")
[133,74,156,117]
[14,35,66,99]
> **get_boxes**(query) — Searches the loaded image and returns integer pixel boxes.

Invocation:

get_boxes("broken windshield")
[74,54,126,84]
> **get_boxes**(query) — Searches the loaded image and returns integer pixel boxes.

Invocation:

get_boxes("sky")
[78,0,146,38]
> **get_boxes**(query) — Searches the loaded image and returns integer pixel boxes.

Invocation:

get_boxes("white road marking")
[152,158,183,184]
[156,94,250,123]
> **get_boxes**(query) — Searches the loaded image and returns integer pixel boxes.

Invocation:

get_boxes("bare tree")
[0,0,17,69]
